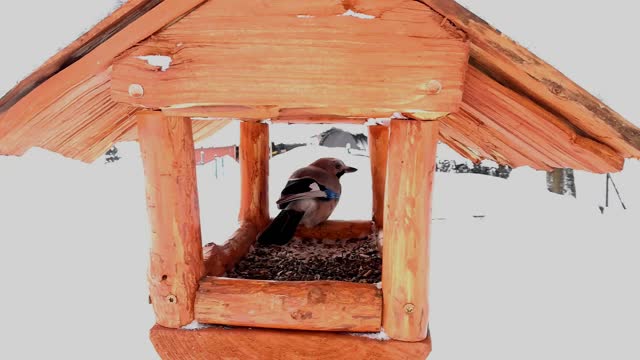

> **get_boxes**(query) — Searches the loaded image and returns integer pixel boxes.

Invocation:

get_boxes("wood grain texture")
[368,126,389,228]
[382,119,438,341]
[195,277,382,332]
[0,67,138,162]
[293,220,373,240]
[440,110,550,170]
[0,0,206,158]
[417,0,640,158]
[111,0,469,116]
[462,67,623,173]
[138,111,204,328]
[117,118,232,144]
[203,222,258,277]
[239,122,270,230]
[150,324,432,360]
[271,116,370,125]
[162,105,280,120]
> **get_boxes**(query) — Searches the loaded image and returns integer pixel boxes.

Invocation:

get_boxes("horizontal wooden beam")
[462,67,624,173]
[417,0,640,158]
[203,222,258,276]
[111,0,469,117]
[150,324,432,360]
[162,105,279,120]
[293,220,373,240]
[195,277,382,332]
[270,116,370,125]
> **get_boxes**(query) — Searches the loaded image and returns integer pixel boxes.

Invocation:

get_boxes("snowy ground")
[1,124,638,359]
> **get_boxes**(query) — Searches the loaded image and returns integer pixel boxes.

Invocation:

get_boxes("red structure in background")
[194,146,238,165]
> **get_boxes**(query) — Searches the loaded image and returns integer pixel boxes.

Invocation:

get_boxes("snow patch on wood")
[350,328,390,341]
[340,9,375,19]
[181,320,213,330]
[136,55,172,71]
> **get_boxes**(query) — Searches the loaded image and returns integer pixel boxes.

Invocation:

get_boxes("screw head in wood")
[128,83,144,98]
[166,294,177,304]
[404,303,415,314]
[425,80,442,95]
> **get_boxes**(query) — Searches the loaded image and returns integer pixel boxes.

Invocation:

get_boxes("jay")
[257,157,357,246]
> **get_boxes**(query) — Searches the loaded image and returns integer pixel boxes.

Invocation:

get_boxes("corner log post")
[238,121,270,230]
[195,277,382,332]
[137,110,205,328]
[203,121,270,276]
[368,125,389,228]
[382,118,439,341]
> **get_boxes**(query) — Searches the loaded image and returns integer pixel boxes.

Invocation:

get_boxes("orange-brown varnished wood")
[138,111,204,328]
[162,105,280,120]
[440,110,551,170]
[118,118,232,144]
[368,126,389,228]
[0,0,206,158]
[417,0,640,158]
[111,0,470,116]
[162,106,394,122]
[195,277,382,332]
[382,119,438,341]
[462,67,623,173]
[293,220,373,240]
[271,116,370,125]
[150,324,432,360]
[203,222,258,277]
[239,122,270,230]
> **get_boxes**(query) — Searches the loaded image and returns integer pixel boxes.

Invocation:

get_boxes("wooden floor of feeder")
[150,325,432,360]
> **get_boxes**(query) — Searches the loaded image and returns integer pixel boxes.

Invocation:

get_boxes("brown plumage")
[257,157,357,245]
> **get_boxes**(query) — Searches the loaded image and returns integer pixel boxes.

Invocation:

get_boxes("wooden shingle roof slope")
[0,0,638,172]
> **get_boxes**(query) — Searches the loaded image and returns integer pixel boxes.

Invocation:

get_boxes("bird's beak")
[345,166,358,173]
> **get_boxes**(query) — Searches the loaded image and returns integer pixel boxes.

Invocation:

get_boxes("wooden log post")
[137,111,205,328]
[382,118,439,341]
[238,121,270,230]
[368,125,389,228]
[195,277,382,332]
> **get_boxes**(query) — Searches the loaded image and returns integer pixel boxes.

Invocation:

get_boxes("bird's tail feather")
[257,210,304,246]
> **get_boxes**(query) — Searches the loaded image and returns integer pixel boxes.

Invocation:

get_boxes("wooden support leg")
[238,121,270,230]
[138,111,204,328]
[382,119,439,342]
[368,125,389,228]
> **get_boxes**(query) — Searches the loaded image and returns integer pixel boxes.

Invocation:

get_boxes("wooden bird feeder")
[1,0,639,359]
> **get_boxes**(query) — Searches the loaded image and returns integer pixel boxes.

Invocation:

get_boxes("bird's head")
[310,158,358,178]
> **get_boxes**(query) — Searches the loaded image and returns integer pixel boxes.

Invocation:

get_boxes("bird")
[257,157,357,246]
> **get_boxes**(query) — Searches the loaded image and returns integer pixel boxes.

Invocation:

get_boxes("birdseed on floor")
[226,236,381,283]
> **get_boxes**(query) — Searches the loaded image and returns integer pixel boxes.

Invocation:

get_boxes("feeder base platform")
[150,324,431,359]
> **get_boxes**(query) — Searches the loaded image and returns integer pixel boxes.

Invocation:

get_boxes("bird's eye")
[335,163,342,169]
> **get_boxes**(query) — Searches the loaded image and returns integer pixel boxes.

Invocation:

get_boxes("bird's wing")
[276,177,339,209]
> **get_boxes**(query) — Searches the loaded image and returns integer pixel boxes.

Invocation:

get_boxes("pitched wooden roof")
[0,0,638,172]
